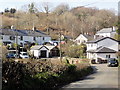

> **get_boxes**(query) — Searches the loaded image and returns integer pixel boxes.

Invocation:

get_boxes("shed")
[30,45,59,58]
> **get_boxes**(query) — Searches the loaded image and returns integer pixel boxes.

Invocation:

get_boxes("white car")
[20,52,29,59]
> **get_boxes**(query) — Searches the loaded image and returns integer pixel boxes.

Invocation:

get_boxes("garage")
[40,50,47,58]
[30,45,60,58]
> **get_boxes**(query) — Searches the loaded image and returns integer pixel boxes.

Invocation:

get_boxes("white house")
[30,45,60,58]
[95,27,117,38]
[86,37,118,63]
[75,34,93,45]
[0,28,51,46]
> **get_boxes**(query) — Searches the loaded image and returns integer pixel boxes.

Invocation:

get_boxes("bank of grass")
[3,59,93,89]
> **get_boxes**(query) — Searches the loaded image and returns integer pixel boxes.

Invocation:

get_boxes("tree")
[10,8,16,14]
[4,8,9,13]
[54,4,69,15]
[61,41,86,58]
[28,2,38,13]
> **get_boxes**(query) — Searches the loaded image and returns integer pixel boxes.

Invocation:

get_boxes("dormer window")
[33,37,36,41]
[20,36,23,40]
[43,37,45,40]
[10,36,15,40]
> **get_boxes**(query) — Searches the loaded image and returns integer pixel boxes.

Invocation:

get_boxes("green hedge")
[3,61,93,89]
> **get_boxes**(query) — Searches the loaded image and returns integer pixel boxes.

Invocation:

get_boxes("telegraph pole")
[59,28,62,62]
[16,33,18,58]
[72,24,74,40]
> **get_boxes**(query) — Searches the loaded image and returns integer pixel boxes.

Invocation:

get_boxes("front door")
[41,50,47,58]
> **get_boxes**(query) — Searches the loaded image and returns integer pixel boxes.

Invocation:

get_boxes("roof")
[96,47,116,53]
[87,37,118,43]
[0,29,27,36]
[83,34,94,41]
[96,28,116,34]
[0,29,50,37]
[31,45,43,50]
[75,34,93,41]
[87,47,117,53]
[44,45,55,50]
[30,45,57,50]
[18,30,49,37]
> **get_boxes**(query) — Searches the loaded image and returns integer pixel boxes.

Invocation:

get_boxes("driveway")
[62,64,119,89]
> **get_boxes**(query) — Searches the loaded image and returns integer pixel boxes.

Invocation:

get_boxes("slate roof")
[87,37,118,43]
[96,47,116,53]
[0,29,26,36]
[0,29,49,37]
[83,34,94,41]
[96,28,115,34]
[75,34,94,41]
[44,45,55,50]
[87,47,117,53]
[31,45,43,50]
[31,45,56,50]
[17,30,49,37]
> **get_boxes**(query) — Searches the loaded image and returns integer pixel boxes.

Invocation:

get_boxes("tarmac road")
[62,64,119,89]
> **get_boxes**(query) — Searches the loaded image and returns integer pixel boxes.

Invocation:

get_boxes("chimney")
[11,25,14,29]
[32,27,36,31]
[112,26,116,31]
[94,35,96,39]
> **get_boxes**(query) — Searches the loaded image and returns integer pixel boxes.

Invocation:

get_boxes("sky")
[0,0,119,13]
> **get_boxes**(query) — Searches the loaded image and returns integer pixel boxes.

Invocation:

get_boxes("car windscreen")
[109,60,116,63]
[23,53,27,55]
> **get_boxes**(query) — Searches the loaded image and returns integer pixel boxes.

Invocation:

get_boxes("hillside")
[1,5,117,40]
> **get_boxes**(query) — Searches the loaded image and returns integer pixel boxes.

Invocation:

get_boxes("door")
[40,50,47,58]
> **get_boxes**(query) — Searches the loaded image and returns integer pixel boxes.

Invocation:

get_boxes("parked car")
[107,58,119,67]
[19,52,29,59]
[91,59,96,64]
[6,53,16,58]
[97,58,103,64]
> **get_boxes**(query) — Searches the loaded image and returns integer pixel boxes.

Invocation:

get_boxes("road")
[62,64,119,89]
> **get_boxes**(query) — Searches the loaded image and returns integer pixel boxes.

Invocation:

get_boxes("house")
[30,45,60,58]
[0,28,51,46]
[95,26,117,38]
[86,37,118,63]
[75,34,93,45]
[60,34,72,41]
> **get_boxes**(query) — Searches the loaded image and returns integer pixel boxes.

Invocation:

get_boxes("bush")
[1,46,8,61]
[2,60,93,89]
[62,43,87,58]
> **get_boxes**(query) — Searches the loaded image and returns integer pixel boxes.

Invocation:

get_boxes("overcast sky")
[0,0,119,13]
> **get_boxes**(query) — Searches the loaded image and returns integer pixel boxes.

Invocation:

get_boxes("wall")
[87,52,117,60]
[87,43,97,51]
[75,35,88,45]
[2,35,51,46]
[97,53,117,59]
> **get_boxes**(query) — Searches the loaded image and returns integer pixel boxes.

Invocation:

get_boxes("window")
[33,37,36,41]
[106,55,110,58]
[83,40,85,43]
[20,36,23,40]
[10,36,15,40]
[43,37,45,40]
[91,44,93,47]
[0,36,3,39]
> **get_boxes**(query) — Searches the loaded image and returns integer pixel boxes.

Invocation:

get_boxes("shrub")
[62,42,87,58]
[2,60,93,89]
[1,46,8,61]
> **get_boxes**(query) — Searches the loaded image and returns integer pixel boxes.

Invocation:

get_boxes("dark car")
[107,58,119,67]
[91,59,96,64]
[6,53,16,58]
